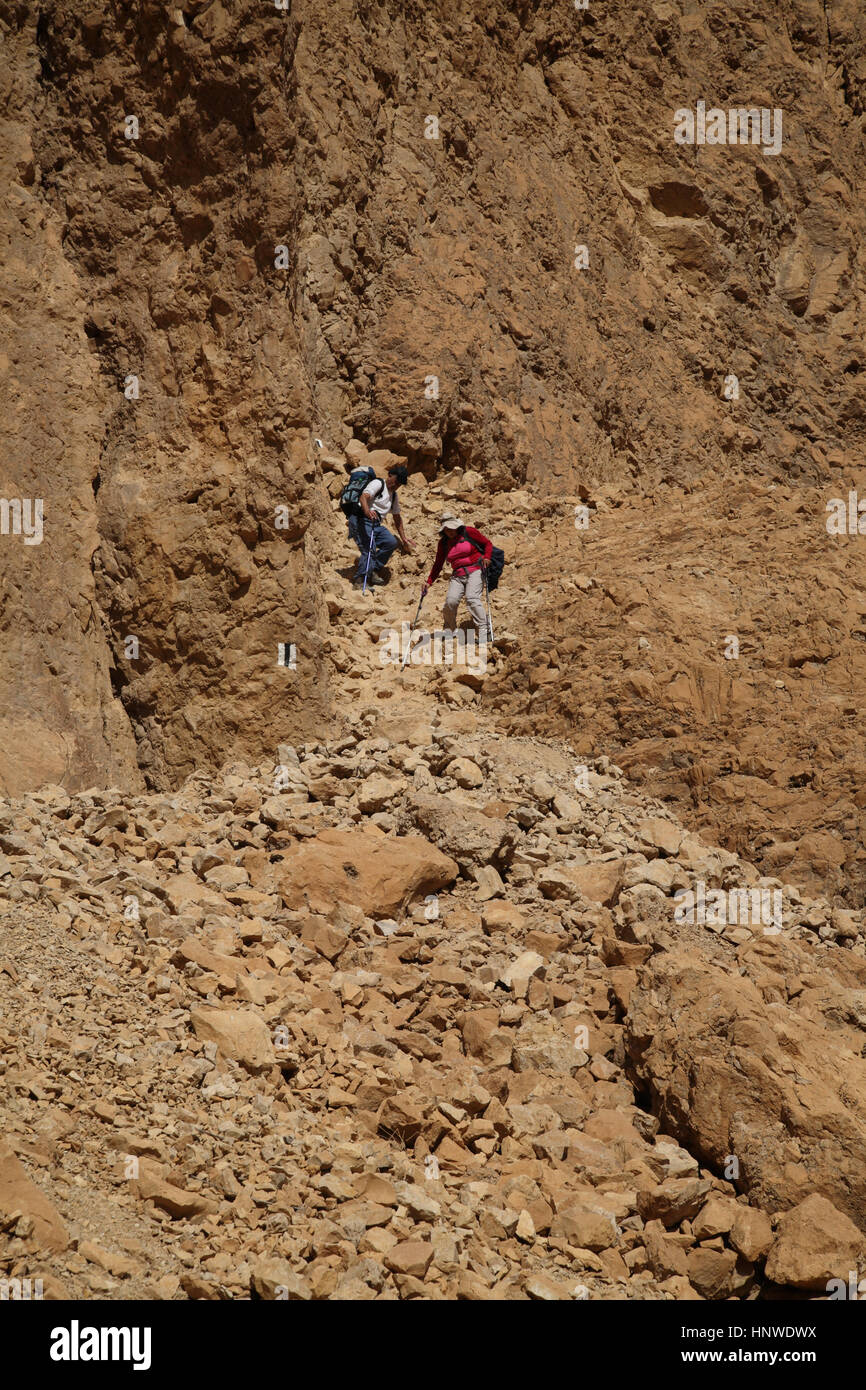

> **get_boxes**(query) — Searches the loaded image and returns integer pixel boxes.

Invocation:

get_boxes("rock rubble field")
[3,0,866,1311]
[3,695,866,1300]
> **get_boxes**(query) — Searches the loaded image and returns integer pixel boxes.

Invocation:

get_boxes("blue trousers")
[348,515,399,581]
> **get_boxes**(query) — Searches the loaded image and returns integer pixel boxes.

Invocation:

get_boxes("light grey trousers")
[443,568,490,640]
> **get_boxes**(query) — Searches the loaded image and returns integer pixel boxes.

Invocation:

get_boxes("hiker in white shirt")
[350,464,414,587]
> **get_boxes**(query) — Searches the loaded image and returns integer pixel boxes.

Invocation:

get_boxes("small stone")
[384,1240,434,1279]
[190,1006,276,1072]
[78,1240,139,1278]
[132,1159,216,1219]
[550,1203,618,1252]
[691,1195,738,1240]
[525,1272,570,1301]
[637,1178,713,1228]
[482,900,525,933]
[686,1246,739,1300]
[445,758,483,788]
[729,1206,773,1262]
[251,1258,312,1300]
[516,1209,535,1242]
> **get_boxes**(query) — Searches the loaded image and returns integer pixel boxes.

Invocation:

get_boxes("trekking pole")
[362,519,377,594]
[401,587,427,669]
[483,566,495,644]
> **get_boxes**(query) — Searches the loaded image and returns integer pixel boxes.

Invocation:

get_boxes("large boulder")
[407,794,518,872]
[765,1195,865,1290]
[563,859,626,906]
[0,1143,69,1251]
[190,1006,276,1072]
[275,827,457,917]
[624,948,866,1230]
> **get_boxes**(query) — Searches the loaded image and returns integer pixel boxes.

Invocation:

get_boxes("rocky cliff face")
[2,1,326,793]
[3,0,866,1303]
[4,0,866,801]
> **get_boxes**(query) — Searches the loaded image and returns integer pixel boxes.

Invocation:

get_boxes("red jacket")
[427,525,493,585]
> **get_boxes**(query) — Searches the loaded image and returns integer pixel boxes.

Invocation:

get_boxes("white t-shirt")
[363,478,401,519]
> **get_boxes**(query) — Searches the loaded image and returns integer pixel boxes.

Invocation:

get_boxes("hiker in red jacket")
[425,513,492,641]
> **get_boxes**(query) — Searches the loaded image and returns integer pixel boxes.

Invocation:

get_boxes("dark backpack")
[469,532,505,590]
[339,467,383,517]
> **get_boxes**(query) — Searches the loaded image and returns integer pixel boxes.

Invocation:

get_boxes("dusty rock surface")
[0,0,865,859]
[2,0,866,1305]
[2,712,866,1301]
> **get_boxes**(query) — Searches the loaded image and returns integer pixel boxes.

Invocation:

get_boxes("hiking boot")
[368,572,387,586]
[351,579,367,591]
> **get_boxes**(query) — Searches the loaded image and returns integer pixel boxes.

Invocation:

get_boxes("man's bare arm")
[395,514,414,552]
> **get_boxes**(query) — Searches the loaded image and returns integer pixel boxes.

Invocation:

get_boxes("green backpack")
[340,467,383,517]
